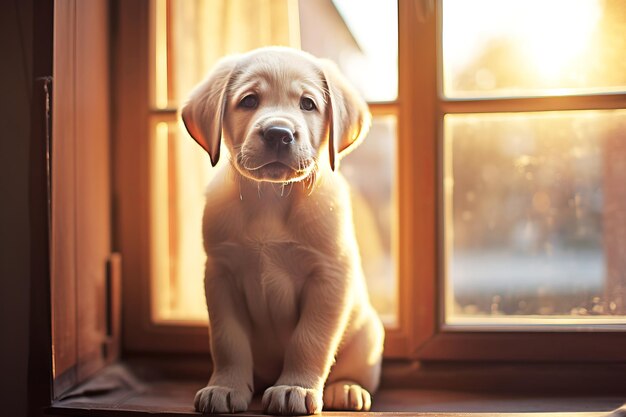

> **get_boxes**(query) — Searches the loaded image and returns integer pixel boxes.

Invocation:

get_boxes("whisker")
[284,182,294,198]
[305,159,319,196]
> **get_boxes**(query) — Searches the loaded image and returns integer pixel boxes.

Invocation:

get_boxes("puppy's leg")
[262,272,351,415]
[195,265,253,414]
[324,306,384,411]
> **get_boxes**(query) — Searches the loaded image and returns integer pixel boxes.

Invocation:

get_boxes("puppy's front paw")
[323,381,372,411]
[194,385,250,414]
[262,385,323,415]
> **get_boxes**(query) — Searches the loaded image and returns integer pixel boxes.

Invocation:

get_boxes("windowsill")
[46,360,626,416]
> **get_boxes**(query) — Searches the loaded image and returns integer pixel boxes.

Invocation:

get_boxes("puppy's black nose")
[263,126,294,146]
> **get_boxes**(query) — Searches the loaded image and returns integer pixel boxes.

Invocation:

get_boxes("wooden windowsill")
[46,361,626,417]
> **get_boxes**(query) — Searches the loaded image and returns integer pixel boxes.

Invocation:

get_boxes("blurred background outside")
[443,0,626,323]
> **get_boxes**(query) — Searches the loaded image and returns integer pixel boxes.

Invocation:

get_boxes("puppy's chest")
[237,213,315,281]
[215,212,318,327]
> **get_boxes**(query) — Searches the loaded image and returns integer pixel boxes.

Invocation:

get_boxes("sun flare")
[516,0,601,79]
[443,0,603,92]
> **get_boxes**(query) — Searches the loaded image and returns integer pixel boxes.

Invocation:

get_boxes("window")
[441,0,626,329]
[114,0,626,362]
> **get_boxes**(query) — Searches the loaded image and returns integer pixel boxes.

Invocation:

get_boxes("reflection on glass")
[166,0,301,109]
[443,0,626,98]
[341,116,397,325]
[164,0,397,107]
[152,118,398,325]
[444,110,626,324]
[300,0,398,101]
[151,121,214,323]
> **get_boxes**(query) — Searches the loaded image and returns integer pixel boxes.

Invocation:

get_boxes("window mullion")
[440,93,626,114]
[369,102,399,116]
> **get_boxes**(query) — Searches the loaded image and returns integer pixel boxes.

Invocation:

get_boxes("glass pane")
[152,116,398,325]
[164,0,300,109]
[444,110,626,325]
[442,0,626,98]
[300,0,398,101]
[341,116,398,326]
[158,0,397,108]
[150,120,215,323]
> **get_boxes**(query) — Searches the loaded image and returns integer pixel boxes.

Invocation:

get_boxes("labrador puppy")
[181,47,384,415]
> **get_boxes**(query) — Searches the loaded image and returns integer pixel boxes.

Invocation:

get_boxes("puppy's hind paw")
[262,385,323,415]
[194,385,250,414]
[323,381,372,411]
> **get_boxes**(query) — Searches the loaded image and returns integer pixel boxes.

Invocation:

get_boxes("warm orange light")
[516,0,601,80]
[443,0,606,95]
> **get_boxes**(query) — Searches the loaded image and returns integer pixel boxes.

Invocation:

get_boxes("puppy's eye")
[239,94,258,109]
[300,97,316,111]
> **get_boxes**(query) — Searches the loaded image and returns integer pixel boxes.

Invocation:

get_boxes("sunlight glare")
[444,0,603,90]
[519,0,601,79]
[332,0,398,101]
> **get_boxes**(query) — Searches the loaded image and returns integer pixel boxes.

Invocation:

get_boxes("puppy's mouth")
[250,160,293,171]
[255,161,294,180]
[235,154,314,183]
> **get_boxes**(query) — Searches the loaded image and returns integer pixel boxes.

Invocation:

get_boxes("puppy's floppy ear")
[320,59,371,171]
[181,55,238,167]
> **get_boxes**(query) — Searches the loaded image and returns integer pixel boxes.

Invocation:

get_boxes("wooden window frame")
[410,0,626,362]
[50,0,121,399]
[113,0,626,363]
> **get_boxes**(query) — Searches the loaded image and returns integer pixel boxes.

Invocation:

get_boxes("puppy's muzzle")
[263,126,295,147]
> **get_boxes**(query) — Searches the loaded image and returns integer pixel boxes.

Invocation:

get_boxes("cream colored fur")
[181,47,384,415]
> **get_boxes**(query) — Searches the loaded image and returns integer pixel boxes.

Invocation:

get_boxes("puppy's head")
[181,47,370,183]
